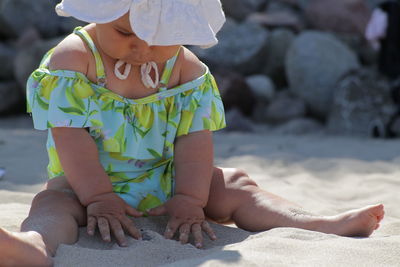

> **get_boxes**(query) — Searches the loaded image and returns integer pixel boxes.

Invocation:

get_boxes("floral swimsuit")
[26,27,226,211]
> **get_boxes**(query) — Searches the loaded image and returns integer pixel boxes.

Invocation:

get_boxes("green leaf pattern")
[26,33,226,210]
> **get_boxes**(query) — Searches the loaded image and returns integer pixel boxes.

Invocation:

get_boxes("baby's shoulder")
[178,47,207,85]
[48,33,90,75]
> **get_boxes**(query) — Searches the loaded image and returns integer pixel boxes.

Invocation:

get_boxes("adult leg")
[0,176,86,267]
[204,167,384,237]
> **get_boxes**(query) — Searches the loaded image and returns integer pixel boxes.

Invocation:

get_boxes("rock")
[0,81,22,114]
[190,19,269,75]
[0,42,16,80]
[280,0,311,10]
[304,0,371,36]
[366,0,386,8]
[286,31,360,118]
[273,118,323,135]
[221,0,268,21]
[245,74,275,103]
[59,17,87,35]
[247,11,304,32]
[263,28,295,87]
[213,69,257,117]
[264,90,307,124]
[224,108,255,132]
[0,0,60,38]
[14,37,63,90]
[15,27,41,49]
[388,116,400,137]
[248,1,304,32]
[334,33,378,66]
[327,69,397,137]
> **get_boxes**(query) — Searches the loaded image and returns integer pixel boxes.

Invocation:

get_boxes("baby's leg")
[0,176,86,267]
[204,167,384,237]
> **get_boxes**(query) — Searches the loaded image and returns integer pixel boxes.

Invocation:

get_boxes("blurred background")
[0,0,400,138]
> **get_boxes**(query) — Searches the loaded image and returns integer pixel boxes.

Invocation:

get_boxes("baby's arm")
[48,37,142,245]
[148,49,216,247]
[173,130,214,207]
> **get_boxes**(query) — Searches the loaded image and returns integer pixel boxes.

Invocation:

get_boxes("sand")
[1,115,400,266]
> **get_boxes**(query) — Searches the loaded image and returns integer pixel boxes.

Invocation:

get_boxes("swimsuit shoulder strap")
[73,27,107,86]
[158,46,182,91]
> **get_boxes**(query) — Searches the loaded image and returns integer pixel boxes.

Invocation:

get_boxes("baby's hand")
[86,192,143,246]
[147,194,216,248]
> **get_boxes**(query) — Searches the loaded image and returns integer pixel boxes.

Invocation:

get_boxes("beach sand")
[1,115,400,266]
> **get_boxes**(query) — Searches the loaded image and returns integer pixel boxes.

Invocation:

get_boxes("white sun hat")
[55,0,226,48]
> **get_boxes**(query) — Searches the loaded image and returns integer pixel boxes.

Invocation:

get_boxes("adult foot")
[316,204,385,237]
[0,228,53,267]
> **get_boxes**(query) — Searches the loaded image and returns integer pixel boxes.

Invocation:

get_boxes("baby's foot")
[0,228,53,267]
[316,204,385,237]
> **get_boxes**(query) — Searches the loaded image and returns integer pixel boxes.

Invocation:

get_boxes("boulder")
[263,90,307,124]
[327,69,397,137]
[245,74,275,104]
[388,116,400,137]
[14,37,63,90]
[0,0,60,38]
[191,19,269,75]
[213,69,257,117]
[286,31,360,118]
[304,0,371,35]
[221,0,268,21]
[247,1,304,32]
[262,28,295,87]
[0,42,16,80]
[0,81,22,114]
[224,108,255,132]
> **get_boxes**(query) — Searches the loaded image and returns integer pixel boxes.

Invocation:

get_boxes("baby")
[0,0,384,266]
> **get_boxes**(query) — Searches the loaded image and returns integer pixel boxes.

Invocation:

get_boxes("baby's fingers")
[191,223,203,248]
[98,217,111,242]
[121,216,142,240]
[179,223,190,244]
[202,221,217,240]
[125,205,143,218]
[164,219,180,239]
[109,217,127,247]
[87,216,97,236]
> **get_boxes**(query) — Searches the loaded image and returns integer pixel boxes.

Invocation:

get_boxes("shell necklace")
[114,60,159,89]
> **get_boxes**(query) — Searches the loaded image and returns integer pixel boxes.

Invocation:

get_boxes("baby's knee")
[225,168,258,188]
[31,189,81,211]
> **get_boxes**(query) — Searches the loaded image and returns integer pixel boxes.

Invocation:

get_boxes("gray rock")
[15,27,41,49]
[245,74,275,103]
[247,10,304,33]
[0,43,16,80]
[59,17,87,35]
[286,31,360,118]
[389,116,400,137]
[304,0,371,35]
[221,0,268,21]
[14,37,63,90]
[366,0,386,8]
[273,118,323,135]
[213,69,257,117]
[264,90,307,124]
[224,108,255,132]
[0,81,22,114]
[263,28,295,87]
[327,69,397,137]
[191,19,269,75]
[0,0,60,38]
